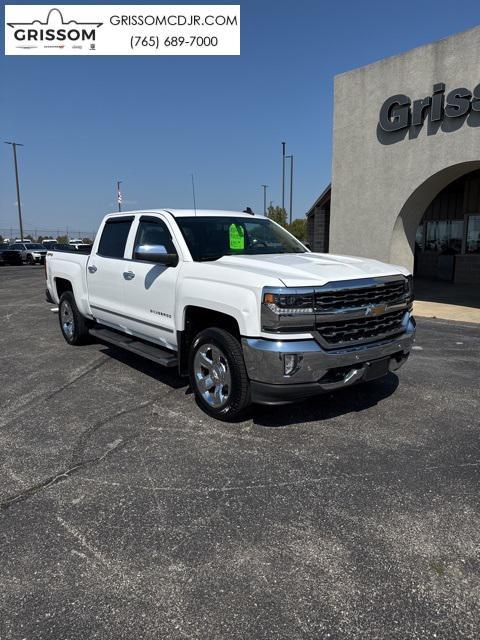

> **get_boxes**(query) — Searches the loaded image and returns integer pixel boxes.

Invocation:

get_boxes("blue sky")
[1,0,480,235]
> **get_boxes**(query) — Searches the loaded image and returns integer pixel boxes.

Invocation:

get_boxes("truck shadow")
[251,374,400,428]
[97,345,188,390]
[98,343,400,428]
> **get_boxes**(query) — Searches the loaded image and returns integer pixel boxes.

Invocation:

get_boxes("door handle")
[88,265,97,273]
[123,271,135,280]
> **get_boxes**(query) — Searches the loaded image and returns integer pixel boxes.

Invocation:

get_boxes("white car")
[45,209,415,419]
[10,242,48,264]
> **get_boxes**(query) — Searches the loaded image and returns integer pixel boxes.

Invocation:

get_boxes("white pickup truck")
[45,209,416,419]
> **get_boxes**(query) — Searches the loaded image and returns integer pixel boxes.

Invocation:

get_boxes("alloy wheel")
[60,300,75,339]
[193,343,231,408]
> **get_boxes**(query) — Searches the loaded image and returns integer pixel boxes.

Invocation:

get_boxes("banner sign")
[4,5,240,55]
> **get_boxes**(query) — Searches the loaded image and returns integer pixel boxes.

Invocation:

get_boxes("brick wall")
[307,216,314,248]
[312,207,330,252]
[416,251,438,278]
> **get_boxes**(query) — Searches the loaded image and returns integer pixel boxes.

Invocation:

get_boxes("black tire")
[58,291,91,345]
[27,254,34,265]
[189,327,251,421]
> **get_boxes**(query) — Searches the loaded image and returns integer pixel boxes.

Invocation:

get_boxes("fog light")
[284,353,302,376]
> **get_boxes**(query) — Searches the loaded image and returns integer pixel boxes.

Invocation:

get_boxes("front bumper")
[242,313,416,405]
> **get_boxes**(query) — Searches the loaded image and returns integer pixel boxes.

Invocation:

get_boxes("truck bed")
[51,244,92,254]
[46,249,90,312]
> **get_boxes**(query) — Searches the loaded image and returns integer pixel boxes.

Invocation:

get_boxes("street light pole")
[4,141,25,241]
[117,180,122,212]
[286,155,294,224]
[281,141,286,212]
[261,184,268,215]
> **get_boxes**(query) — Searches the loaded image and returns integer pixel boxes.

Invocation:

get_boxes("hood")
[215,252,410,287]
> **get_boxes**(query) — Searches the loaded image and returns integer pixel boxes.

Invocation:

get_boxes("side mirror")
[303,241,311,250]
[134,244,179,267]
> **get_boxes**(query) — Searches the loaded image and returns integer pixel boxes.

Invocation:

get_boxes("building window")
[465,215,480,254]
[415,224,424,250]
[425,220,463,253]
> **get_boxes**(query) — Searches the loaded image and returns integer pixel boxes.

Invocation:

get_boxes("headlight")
[263,290,314,313]
[262,287,315,332]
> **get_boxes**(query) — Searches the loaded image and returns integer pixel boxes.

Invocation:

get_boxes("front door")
[121,215,181,350]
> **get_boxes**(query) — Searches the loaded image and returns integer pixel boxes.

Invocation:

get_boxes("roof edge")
[306,183,331,217]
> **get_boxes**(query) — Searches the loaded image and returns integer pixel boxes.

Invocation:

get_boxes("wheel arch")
[55,277,73,299]
[177,305,241,376]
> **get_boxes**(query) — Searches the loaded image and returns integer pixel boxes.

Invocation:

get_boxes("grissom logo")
[7,8,103,49]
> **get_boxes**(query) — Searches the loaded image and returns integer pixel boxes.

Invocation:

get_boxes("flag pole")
[117,180,122,212]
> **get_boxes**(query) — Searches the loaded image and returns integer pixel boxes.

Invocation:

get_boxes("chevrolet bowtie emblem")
[365,303,387,316]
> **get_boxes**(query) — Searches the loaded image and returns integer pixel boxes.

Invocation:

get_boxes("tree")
[286,218,307,241]
[82,237,93,244]
[0,235,3,244]
[57,235,68,244]
[267,205,287,227]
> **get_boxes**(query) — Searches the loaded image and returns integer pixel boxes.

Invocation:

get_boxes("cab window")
[97,217,133,258]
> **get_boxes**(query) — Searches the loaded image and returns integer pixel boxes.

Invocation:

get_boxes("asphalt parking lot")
[1,265,479,639]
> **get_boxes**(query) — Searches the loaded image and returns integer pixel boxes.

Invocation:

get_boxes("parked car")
[42,239,58,250]
[0,245,23,265]
[46,209,416,420]
[9,242,48,264]
[68,242,92,251]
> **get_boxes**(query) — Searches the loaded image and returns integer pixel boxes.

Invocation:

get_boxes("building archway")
[389,161,480,274]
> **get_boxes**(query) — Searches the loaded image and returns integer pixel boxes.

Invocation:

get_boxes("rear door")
[87,215,134,330]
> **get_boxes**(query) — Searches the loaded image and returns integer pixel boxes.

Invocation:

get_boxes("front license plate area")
[364,357,390,381]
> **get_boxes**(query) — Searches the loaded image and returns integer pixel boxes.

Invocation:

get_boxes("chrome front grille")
[313,277,410,349]
[314,279,406,312]
[316,309,406,347]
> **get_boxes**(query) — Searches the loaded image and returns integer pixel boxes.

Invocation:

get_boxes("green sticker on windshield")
[229,224,245,250]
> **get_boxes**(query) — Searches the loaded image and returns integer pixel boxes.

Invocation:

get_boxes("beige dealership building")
[307,26,480,284]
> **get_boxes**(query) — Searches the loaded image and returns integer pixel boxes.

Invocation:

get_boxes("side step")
[90,326,178,368]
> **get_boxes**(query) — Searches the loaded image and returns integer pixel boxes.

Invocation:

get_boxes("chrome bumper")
[242,313,416,404]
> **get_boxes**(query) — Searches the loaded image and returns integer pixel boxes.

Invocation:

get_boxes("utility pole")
[4,141,25,241]
[281,141,286,212]
[285,155,294,224]
[261,185,268,215]
[117,180,122,212]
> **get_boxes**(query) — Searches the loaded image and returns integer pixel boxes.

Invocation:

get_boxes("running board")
[90,326,178,367]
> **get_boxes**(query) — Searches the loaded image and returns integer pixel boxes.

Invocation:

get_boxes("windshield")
[176,216,306,262]
[25,244,45,250]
